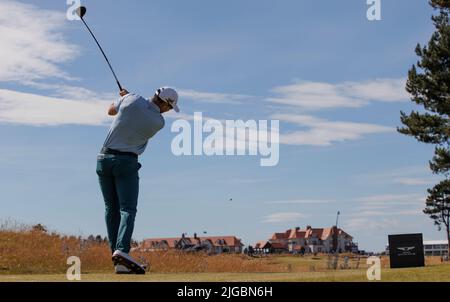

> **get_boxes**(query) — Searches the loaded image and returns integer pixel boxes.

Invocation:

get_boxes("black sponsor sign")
[388,233,425,269]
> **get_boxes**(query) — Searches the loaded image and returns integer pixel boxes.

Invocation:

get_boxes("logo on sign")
[397,246,416,256]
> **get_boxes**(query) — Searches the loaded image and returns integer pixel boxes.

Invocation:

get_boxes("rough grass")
[0,226,284,274]
[0,228,112,274]
[1,226,449,282]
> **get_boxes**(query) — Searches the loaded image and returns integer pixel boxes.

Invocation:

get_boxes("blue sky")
[0,0,446,252]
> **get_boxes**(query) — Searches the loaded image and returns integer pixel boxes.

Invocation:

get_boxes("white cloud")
[0,0,404,155]
[265,199,333,204]
[179,78,408,109]
[341,79,409,103]
[262,212,306,223]
[22,82,116,102]
[344,217,401,232]
[344,194,429,237]
[0,88,112,126]
[178,89,252,104]
[229,178,275,184]
[348,193,425,218]
[269,82,364,109]
[0,1,119,127]
[268,78,408,110]
[355,193,425,205]
[0,0,78,83]
[356,166,440,186]
[272,114,392,146]
[393,178,434,186]
[348,209,423,218]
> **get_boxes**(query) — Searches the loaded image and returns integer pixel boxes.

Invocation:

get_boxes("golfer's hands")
[119,89,129,97]
[108,103,118,116]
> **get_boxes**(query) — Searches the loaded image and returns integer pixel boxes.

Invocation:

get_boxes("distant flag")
[336,211,340,227]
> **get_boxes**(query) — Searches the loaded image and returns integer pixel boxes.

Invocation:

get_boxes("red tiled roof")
[321,228,332,239]
[142,238,180,248]
[270,242,288,249]
[199,236,243,247]
[143,236,243,248]
[288,228,306,239]
[338,229,352,239]
[254,241,268,249]
[282,227,352,241]
[271,230,291,240]
[305,228,326,239]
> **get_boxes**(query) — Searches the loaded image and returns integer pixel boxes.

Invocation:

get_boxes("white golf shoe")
[112,250,146,275]
[114,264,132,274]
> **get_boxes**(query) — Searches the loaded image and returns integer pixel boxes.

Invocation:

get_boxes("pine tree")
[425,180,450,250]
[398,0,450,254]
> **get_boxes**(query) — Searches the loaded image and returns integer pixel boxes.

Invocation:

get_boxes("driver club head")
[76,6,87,19]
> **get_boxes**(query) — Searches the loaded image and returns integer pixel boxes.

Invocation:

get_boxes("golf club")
[76,6,123,91]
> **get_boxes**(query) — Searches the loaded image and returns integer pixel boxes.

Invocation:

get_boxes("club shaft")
[80,17,123,91]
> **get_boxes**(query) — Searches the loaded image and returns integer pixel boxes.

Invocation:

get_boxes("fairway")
[1,263,449,282]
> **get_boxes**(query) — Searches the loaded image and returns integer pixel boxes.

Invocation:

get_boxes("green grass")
[1,263,449,282]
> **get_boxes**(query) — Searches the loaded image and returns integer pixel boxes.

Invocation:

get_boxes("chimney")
[295,227,300,231]
[306,225,312,230]
[194,233,198,239]
[182,233,185,239]
[332,226,338,252]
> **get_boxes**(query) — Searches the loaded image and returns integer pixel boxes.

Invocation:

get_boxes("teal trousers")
[96,154,141,254]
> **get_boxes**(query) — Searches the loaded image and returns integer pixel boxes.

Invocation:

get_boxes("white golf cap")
[156,87,179,112]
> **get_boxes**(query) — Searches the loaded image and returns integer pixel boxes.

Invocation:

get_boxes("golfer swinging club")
[96,87,179,274]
